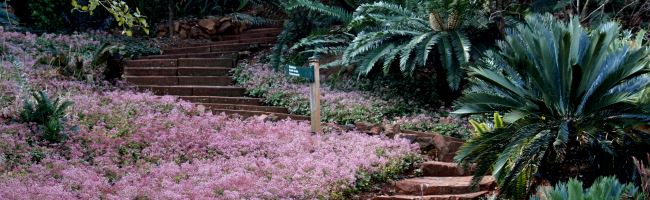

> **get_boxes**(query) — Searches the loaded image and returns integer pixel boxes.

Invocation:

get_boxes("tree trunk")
[168,0,173,38]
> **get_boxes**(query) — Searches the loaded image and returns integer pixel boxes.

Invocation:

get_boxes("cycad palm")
[454,14,650,198]
[343,0,482,91]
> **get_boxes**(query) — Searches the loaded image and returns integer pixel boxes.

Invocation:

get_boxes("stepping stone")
[373,191,490,200]
[394,176,496,196]
[420,161,476,177]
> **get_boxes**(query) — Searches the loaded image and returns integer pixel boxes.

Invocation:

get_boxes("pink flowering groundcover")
[0,86,418,199]
[0,31,419,199]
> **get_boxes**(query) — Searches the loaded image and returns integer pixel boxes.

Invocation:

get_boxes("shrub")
[20,91,72,143]
[0,2,18,28]
[342,0,488,92]
[454,14,650,198]
[530,176,645,200]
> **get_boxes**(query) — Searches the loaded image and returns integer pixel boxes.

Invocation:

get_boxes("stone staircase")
[124,28,309,120]
[373,131,497,200]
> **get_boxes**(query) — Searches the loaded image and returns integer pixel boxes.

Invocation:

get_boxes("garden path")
[124,28,309,120]
[372,131,497,200]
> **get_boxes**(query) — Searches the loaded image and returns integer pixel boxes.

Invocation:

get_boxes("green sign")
[284,65,315,82]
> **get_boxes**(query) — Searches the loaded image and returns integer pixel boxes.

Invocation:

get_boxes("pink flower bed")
[0,31,418,199]
[0,89,417,199]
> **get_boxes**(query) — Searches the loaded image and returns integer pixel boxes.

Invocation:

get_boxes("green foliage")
[468,112,505,137]
[72,0,149,36]
[530,176,645,200]
[343,0,488,91]
[454,14,650,198]
[330,154,422,199]
[21,91,73,143]
[633,154,650,198]
[92,34,161,58]
[27,0,69,32]
[0,2,18,27]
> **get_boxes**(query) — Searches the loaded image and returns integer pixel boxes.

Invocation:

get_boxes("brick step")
[188,37,276,47]
[394,176,496,196]
[373,191,489,200]
[210,109,310,121]
[136,85,245,97]
[139,52,238,60]
[125,76,233,86]
[201,103,289,113]
[163,42,273,55]
[420,161,476,177]
[124,67,231,76]
[126,58,235,68]
[178,96,263,106]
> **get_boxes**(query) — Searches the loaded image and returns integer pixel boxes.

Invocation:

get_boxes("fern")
[21,90,73,143]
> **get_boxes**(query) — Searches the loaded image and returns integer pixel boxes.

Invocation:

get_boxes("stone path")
[372,131,497,200]
[125,28,309,120]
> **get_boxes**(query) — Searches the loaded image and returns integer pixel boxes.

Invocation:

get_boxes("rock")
[217,21,233,33]
[179,29,188,39]
[370,126,382,135]
[355,122,374,132]
[218,17,232,23]
[198,19,217,33]
[196,105,206,113]
[384,123,401,137]
[174,21,181,32]
[190,26,202,38]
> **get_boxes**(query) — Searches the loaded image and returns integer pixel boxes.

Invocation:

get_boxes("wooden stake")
[309,57,321,133]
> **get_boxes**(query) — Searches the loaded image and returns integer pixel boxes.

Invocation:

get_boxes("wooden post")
[309,56,321,133]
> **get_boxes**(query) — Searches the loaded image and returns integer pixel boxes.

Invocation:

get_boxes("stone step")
[124,67,231,77]
[136,85,245,97]
[163,42,272,55]
[126,58,235,68]
[373,191,489,200]
[420,161,476,177]
[210,109,310,121]
[178,58,235,67]
[221,31,281,41]
[394,176,496,196]
[139,52,238,60]
[188,37,276,47]
[201,103,289,113]
[396,131,465,162]
[236,28,282,34]
[177,67,232,76]
[125,76,233,86]
[178,96,263,106]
